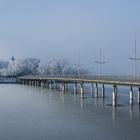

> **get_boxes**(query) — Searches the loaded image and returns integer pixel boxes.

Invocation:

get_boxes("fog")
[0,0,140,75]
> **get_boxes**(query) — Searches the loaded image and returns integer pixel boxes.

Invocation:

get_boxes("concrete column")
[112,85,117,106]
[35,80,37,86]
[43,81,45,87]
[40,80,42,86]
[95,83,98,98]
[60,83,62,91]
[91,83,94,98]
[64,83,67,91]
[53,82,56,89]
[36,81,39,86]
[47,81,49,87]
[38,80,40,86]
[30,80,32,85]
[130,87,133,105]
[80,82,84,99]
[61,82,65,93]
[74,82,77,94]
[102,84,105,98]
[49,82,52,90]
[138,87,140,104]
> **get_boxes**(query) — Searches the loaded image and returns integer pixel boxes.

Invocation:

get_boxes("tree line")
[0,57,89,77]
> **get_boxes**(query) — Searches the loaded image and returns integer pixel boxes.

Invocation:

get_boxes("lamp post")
[95,48,105,80]
[129,38,140,80]
[74,64,83,77]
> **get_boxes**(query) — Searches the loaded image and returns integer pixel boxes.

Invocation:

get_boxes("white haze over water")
[0,0,140,75]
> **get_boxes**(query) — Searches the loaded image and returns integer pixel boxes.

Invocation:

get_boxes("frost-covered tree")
[16,58,40,76]
[0,61,9,69]
[46,59,70,75]
[37,62,50,75]
[0,57,40,76]
[0,57,89,77]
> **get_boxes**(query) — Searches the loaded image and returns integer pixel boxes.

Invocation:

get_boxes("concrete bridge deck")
[18,75,140,87]
[18,75,140,106]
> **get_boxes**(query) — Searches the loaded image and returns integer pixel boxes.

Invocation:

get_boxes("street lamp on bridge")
[129,38,140,80]
[74,64,83,77]
[95,48,106,80]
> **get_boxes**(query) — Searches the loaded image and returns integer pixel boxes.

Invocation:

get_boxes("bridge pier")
[138,87,140,104]
[65,83,67,91]
[80,82,84,99]
[29,80,31,86]
[26,80,28,85]
[31,81,34,86]
[102,84,105,98]
[37,80,41,86]
[37,81,39,86]
[112,85,117,106]
[40,81,43,88]
[91,83,94,98]
[59,83,62,91]
[34,80,36,86]
[74,82,77,93]
[130,87,133,105]
[49,82,52,90]
[61,82,65,93]
[95,84,98,98]
[53,82,56,89]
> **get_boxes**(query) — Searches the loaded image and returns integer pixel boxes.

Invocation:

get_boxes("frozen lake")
[0,84,140,140]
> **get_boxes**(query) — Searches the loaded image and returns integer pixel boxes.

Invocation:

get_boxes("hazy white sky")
[0,0,140,75]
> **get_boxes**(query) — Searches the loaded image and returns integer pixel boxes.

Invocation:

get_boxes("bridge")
[18,75,140,106]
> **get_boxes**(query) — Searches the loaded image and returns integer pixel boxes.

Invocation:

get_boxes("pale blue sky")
[0,0,140,75]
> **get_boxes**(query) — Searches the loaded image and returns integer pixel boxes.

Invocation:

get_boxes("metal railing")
[20,74,140,82]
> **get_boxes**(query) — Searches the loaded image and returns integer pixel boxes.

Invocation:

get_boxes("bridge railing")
[22,74,140,82]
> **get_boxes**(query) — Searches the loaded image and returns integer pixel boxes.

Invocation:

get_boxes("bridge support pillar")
[138,87,140,104]
[74,82,77,93]
[35,81,37,86]
[91,83,94,98]
[49,82,52,90]
[53,82,56,89]
[130,87,133,105]
[102,84,105,98]
[65,83,67,91]
[61,82,65,93]
[36,80,39,86]
[59,83,62,91]
[41,81,44,87]
[112,85,117,106]
[38,80,41,86]
[95,84,98,98]
[28,80,30,85]
[80,82,84,99]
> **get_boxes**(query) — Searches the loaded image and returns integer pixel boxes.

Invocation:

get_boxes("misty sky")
[0,0,140,75]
